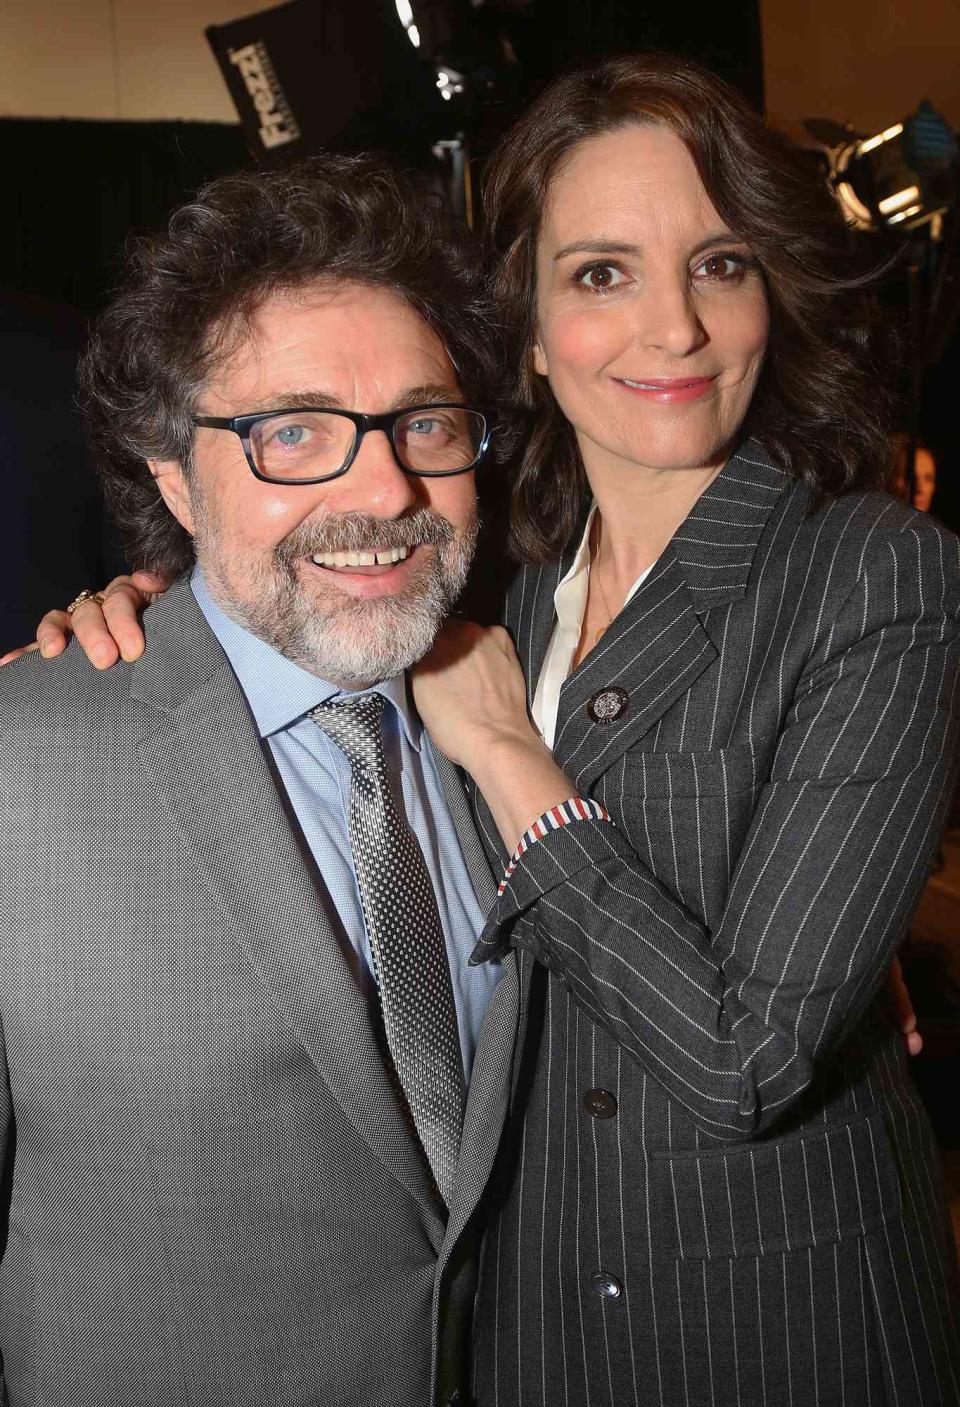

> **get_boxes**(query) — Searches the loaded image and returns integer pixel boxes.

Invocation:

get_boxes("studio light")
[395,0,421,48]
[821,102,959,234]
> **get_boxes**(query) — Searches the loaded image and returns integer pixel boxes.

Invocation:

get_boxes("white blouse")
[531,504,654,750]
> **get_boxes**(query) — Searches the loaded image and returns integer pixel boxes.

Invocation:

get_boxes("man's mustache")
[276,509,455,562]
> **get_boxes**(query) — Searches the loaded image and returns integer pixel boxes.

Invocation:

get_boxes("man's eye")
[273,423,310,447]
[575,262,627,292]
[407,417,446,436]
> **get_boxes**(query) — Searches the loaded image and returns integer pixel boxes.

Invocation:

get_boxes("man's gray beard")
[195,506,478,686]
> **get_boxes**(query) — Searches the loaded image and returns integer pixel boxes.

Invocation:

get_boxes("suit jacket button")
[587,687,629,724]
[583,1088,618,1119]
[590,1271,623,1299]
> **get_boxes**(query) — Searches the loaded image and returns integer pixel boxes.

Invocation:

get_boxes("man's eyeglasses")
[191,403,497,485]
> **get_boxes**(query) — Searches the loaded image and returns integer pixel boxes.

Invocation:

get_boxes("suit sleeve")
[472,523,960,1140]
[0,1008,10,1391]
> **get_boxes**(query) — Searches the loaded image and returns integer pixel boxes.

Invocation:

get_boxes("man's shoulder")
[0,638,135,742]
[0,577,227,756]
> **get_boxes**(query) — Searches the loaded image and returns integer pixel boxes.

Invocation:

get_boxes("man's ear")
[148,461,195,535]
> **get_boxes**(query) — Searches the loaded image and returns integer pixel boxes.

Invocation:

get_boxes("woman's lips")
[615,375,718,403]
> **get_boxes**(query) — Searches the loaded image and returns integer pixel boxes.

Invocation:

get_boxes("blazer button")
[587,687,629,725]
[583,1088,618,1119]
[590,1271,623,1299]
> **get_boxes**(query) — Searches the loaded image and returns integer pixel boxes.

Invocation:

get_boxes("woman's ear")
[148,461,195,535]
[532,337,548,378]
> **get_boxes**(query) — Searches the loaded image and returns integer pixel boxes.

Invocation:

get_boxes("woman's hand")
[412,622,577,852]
[0,571,167,669]
[888,955,923,1057]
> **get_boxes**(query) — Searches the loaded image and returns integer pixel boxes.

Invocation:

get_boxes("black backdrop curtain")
[0,118,249,313]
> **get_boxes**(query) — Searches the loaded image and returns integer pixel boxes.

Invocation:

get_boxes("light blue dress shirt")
[191,570,500,1078]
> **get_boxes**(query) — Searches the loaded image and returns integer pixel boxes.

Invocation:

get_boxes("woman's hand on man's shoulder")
[0,571,168,669]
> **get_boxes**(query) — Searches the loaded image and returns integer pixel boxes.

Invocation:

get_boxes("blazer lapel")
[551,542,717,789]
[509,551,578,712]
[132,581,445,1240]
[444,946,524,1248]
[431,747,527,1238]
[431,747,499,913]
[549,440,788,791]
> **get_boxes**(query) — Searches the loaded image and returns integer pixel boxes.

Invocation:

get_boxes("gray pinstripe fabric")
[469,443,960,1405]
[0,580,518,1407]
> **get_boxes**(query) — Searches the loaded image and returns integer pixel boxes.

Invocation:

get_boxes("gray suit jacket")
[469,444,960,1406]
[0,578,520,1407]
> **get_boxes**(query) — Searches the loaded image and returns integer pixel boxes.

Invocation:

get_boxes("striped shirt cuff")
[498,797,611,896]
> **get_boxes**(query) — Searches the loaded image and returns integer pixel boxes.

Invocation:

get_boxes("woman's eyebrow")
[553,239,639,262]
[553,231,748,263]
[689,231,748,255]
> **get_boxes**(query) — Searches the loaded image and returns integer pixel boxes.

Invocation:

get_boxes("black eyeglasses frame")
[191,402,498,485]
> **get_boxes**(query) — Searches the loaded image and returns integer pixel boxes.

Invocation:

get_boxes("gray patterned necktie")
[311,692,465,1205]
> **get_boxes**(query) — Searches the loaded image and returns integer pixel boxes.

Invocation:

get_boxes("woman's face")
[532,123,769,485]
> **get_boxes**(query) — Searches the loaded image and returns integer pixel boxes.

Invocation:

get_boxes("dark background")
[1,0,957,571]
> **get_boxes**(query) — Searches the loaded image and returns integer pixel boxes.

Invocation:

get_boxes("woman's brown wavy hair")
[483,53,894,563]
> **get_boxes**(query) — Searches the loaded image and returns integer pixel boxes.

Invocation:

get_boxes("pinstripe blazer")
[467,442,960,1406]
[0,579,516,1407]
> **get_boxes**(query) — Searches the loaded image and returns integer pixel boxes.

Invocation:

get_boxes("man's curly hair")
[81,153,497,575]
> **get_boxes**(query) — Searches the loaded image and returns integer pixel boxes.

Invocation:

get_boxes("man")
[0,156,519,1407]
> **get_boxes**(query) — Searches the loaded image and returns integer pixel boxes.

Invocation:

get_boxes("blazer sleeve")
[473,521,960,1141]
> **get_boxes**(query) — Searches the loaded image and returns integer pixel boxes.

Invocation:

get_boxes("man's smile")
[296,543,426,593]
[309,544,411,570]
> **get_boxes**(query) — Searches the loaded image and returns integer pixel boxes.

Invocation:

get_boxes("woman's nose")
[635,276,706,357]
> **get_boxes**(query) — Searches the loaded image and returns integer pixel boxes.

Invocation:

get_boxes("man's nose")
[327,427,418,517]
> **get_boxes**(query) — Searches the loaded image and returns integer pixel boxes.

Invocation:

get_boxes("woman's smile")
[533,124,769,483]
[614,373,718,402]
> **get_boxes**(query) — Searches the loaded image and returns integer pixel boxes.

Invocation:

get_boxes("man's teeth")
[310,545,411,568]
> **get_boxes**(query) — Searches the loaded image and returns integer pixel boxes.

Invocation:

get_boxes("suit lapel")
[444,946,525,1249]
[547,440,788,791]
[509,552,578,712]
[551,542,717,789]
[431,747,499,913]
[431,747,527,1239]
[133,581,445,1241]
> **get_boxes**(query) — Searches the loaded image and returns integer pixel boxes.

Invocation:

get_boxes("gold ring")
[66,589,105,615]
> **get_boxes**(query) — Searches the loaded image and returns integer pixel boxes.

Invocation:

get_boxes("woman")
[23,55,960,1405]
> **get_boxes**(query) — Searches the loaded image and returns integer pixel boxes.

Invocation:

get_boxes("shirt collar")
[552,503,597,628]
[552,502,655,625]
[190,568,422,750]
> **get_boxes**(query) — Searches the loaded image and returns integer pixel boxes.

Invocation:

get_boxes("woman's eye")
[575,263,627,292]
[694,252,751,282]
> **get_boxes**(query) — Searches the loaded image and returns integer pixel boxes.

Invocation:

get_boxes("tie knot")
[310,692,388,773]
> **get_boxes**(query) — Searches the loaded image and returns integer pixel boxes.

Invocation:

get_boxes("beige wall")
[0,0,286,122]
[762,0,960,140]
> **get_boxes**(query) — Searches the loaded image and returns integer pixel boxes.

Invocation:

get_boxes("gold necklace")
[591,515,618,644]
